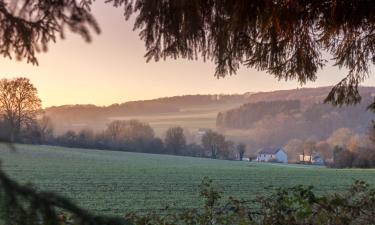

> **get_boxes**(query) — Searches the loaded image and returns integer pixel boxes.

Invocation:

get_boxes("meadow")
[1,144,375,216]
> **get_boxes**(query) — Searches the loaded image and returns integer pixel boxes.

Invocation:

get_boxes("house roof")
[258,148,282,155]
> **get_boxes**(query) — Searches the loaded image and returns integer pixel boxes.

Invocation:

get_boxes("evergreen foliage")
[1,1,374,106]
[108,0,375,106]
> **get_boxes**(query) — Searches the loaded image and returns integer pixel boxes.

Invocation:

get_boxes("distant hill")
[244,86,375,105]
[45,87,375,145]
[217,86,375,150]
[45,94,252,134]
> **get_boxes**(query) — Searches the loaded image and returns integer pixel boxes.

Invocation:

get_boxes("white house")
[256,148,288,163]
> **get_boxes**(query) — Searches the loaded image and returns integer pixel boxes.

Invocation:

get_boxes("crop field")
[1,144,375,215]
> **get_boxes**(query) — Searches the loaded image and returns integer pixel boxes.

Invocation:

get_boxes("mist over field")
[45,86,375,157]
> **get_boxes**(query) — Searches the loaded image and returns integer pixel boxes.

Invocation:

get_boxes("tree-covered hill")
[217,87,375,152]
[45,94,252,134]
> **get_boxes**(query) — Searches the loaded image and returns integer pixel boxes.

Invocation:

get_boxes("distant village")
[195,128,326,166]
[253,147,325,166]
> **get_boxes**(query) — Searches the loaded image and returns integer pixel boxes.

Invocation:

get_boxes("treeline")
[217,100,301,128]
[333,146,375,168]
[283,127,375,168]
[1,116,246,160]
[45,94,250,133]
[0,78,246,160]
[51,121,245,160]
[47,94,249,117]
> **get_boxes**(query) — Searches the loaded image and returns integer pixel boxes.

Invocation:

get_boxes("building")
[299,153,325,165]
[312,154,325,165]
[299,154,312,162]
[256,148,288,163]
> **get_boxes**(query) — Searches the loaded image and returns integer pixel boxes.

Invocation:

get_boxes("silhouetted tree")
[37,115,54,143]
[0,119,11,142]
[0,0,99,66]
[0,78,41,141]
[333,146,357,168]
[221,140,236,160]
[58,130,78,147]
[77,128,95,148]
[2,1,374,107]
[164,126,186,155]
[144,137,165,154]
[104,120,155,151]
[110,0,375,107]
[237,143,246,161]
[185,143,205,157]
[201,130,226,159]
[353,148,375,168]
[21,120,42,144]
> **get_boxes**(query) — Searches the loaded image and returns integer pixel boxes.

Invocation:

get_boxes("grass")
[1,144,375,215]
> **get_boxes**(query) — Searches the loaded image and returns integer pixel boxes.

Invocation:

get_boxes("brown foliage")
[0,77,41,141]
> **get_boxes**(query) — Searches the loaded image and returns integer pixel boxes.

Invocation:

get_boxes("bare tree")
[165,126,186,155]
[237,143,246,161]
[106,120,155,142]
[201,130,226,159]
[222,140,236,160]
[0,77,41,141]
[38,115,54,143]
[106,120,124,142]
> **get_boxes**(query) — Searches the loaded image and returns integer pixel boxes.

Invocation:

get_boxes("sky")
[1,2,375,108]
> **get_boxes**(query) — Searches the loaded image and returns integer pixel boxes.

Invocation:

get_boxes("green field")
[1,144,375,215]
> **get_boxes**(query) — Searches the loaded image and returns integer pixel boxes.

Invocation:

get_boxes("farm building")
[300,154,311,162]
[256,148,288,163]
[299,153,325,165]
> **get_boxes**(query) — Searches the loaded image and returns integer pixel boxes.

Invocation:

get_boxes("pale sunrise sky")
[1,2,375,108]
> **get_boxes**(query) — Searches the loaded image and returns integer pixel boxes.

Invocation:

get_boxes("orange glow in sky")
[1,2,375,108]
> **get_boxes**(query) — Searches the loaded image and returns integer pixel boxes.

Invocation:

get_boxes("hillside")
[45,94,252,134]
[242,86,375,105]
[217,87,375,151]
[45,87,375,145]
